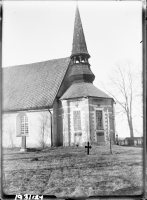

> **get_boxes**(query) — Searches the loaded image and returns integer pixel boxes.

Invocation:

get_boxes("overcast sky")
[2,1,143,138]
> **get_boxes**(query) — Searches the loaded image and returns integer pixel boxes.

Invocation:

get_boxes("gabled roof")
[71,6,89,58]
[60,82,111,100]
[2,57,70,112]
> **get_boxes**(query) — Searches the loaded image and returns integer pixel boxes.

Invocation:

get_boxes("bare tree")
[101,60,142,143]
[2,114,15,148]
[38,112,51,149]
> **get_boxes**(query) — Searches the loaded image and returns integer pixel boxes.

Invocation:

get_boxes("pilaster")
[52,99,58,146]
[62,100,70,146]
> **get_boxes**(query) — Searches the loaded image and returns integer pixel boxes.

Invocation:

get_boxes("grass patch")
[2,145,143,197]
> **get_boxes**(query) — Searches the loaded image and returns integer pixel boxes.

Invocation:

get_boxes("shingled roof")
[60,82,111,100]
[2,57,70,112]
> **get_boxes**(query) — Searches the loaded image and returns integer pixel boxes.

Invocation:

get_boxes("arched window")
[73,109,82,146]
[95,109,105,141]
[73,110,81,131]
[16,113,29,137]
[21,115,29,135]
[96,110,103,130]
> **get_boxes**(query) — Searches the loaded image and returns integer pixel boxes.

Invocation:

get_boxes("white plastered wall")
[2,111,51,148]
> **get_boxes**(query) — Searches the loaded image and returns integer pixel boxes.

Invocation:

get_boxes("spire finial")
[76,0,78,8]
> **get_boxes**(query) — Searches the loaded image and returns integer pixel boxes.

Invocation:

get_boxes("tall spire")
[71,5,90,58]
[69,5,95,84]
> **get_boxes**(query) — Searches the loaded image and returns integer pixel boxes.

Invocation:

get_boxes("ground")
[2,145,143,198]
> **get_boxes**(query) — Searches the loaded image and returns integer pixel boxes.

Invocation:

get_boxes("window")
[21,115,29,135]
[73,110,81,131]
[16,113,29,137]
[96,110,103,130]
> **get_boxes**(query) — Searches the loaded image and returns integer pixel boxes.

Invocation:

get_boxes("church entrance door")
[74,132,82,146]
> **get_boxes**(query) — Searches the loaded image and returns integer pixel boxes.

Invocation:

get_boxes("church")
[2,6,115,151]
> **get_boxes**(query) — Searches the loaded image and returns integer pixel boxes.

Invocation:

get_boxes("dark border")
[1,1,146,200]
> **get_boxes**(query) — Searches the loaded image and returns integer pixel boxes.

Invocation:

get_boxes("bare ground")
[2,145,143,198]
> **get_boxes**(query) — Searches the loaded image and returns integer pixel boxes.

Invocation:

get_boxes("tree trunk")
[128,117,134,145]
[110,136,112,154]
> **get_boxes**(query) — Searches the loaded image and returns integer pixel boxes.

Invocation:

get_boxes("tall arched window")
[73,109,82,146]
[73,110,81,131]
[95,109,104,141]
[21,115,29,135]
[96,110,103,130]
[16,113,29,137]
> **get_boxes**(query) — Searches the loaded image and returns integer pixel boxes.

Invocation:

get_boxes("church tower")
[60,6,115,146]
[69,6,95,86]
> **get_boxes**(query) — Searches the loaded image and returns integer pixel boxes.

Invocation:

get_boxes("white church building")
[2,6,115,151]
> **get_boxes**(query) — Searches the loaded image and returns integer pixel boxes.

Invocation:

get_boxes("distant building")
[124,137,143,146]
[2,6,115,150]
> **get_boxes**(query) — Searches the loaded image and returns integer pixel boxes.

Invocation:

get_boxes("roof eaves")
[60,95,114,101]
[88,96,114,100]
[2,105,53,114]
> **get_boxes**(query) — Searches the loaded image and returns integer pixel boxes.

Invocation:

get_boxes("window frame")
[94,108,105,142]
[16,113,29,137]
[95,109,104,131]
[73,110,82,132]
[20,115,29,136]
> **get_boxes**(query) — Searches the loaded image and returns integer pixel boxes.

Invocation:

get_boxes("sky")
[2,1,143,138]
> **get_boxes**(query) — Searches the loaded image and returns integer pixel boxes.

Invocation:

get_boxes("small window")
[21,115,29,135]
[73,110,81,131]
[96,110,103,130]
